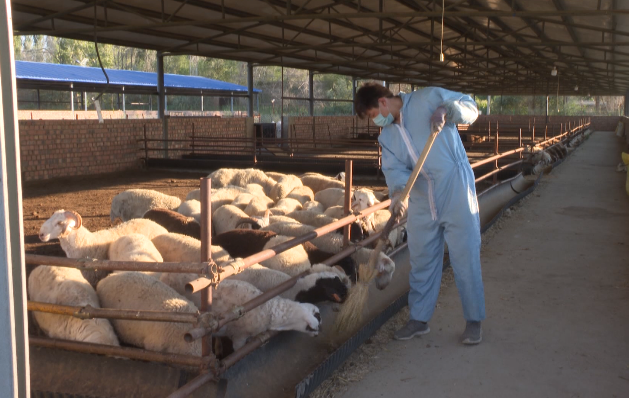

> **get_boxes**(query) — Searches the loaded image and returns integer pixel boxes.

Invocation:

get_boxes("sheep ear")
[63,211,82,230]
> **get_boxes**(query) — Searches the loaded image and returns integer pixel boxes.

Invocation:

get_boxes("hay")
[334,240,385,332]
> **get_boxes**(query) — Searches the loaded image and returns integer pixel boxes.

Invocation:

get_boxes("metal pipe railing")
[27,301,199,324]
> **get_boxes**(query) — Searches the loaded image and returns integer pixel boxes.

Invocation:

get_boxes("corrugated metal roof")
[15,61,260,93]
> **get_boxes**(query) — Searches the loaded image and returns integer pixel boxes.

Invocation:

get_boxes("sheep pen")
[22,168,399,398]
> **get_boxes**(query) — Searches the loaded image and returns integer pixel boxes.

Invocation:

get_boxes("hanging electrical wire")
[439,0,445,62]
[92,3,109,122]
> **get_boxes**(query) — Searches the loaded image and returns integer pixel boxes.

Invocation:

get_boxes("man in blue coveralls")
[354,83,485,345]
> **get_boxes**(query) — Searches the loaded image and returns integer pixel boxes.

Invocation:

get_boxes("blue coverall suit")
[378,87,486,323]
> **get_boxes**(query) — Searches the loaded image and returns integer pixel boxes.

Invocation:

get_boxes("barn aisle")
[339,131,629,398]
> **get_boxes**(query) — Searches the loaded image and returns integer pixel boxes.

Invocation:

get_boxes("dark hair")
[354,82,394,119]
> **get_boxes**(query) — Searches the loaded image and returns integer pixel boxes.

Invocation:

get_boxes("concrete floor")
[339,131,629,398]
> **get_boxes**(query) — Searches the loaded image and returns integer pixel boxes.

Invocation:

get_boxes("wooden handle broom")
[334,128,441,333]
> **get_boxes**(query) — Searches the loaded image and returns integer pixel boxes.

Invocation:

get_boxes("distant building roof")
[15,61,260,96]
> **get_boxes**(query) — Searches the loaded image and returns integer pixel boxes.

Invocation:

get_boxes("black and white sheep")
[213,279,321,349]
[143,208,201,239]
[28,265,120,346]
[110,189,182,223]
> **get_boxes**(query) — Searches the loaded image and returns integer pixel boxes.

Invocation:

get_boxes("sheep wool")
[270,198,303,216]
[208,168,277,196]
[177,199,201,224]
[28,265,119,346]
[269,175,304,202]
[244,195,274,217]
[97,272,200,356]
[314,188,346,209]
[213,204,252,235]
[323,205,345,219]
[302,200,325,213]
[259,235,311,276]
[300,173,345,193]
[231,193,255,210]
[265,171,287,181]
[108,233,163,263]
[110,189,182,223]
[213,279,321,349]
[286,186,315,205]
[152,232,231,264]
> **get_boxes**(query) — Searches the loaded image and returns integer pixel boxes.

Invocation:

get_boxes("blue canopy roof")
[15,61,260,93]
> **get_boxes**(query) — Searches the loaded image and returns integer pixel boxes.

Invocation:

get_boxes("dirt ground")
[21,168,386,258]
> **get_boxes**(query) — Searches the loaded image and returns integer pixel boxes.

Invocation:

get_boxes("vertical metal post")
[201,91,204,112]
[0,0,30,394]
[230,95,234,113]
[518,128,522,159]
[70,83,74,119]
[493,128,499,184]
[247,62,254,117]
[532,126,535,143]
[157,52,168,158]
[343,160,353,247]
[199,178,213,358]
[351,76,357,116]
[122,86,125,117]
[308,70,314,116]
[84,92,87,111]
[487,95,491,115]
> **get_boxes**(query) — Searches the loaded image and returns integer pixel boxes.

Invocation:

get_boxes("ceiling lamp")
[551,66,558,77]
[574,85,579,91]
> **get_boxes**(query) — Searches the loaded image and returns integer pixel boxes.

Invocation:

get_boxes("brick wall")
[19,117,251,181]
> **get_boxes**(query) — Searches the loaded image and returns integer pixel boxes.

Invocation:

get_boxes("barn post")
[0,0,30,396]
[70,83,74,119]
[247,62,254,117]
[487,95,491,115]
[157,51,168,158]
[352,76,357,116]
[625,90,628,116]
[308,70,314,116]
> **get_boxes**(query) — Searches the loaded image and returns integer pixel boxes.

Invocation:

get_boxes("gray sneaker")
[461,321,482,345]
[394,320,430,341]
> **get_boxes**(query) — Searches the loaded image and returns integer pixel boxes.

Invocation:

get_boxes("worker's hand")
[430,106,448,134]
[389,191,408,220]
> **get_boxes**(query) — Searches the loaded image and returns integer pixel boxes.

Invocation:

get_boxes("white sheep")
[97,272,200,355]
[213,205,253,235]
[28,265,119,346]
[213,279,321,349]
[151,232,231,264]
[270,175,303,202]
[108,233,163,279]
[323,205,345,219]
[39,210,168,286]
[302,200,325,213]
[259,235,311,276]
[110,189,182,223]
[314,188,345,209]
[265,171,287,181]
[352,188,381,232]
[231,193,255,211]
[300,172,345,193]
[270,198,303,216]
[244,196,275,216]
[208,168,277,196]
[287,185,315,205]
[177,199,201,224]
[287,209,338,228]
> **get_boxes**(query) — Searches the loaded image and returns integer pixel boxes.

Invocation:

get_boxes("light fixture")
[574,85,579,91]
[551,66,557,77]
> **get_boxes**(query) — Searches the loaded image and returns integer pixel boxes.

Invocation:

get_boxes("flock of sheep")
[523,132,589,175]
[30,169,402,355]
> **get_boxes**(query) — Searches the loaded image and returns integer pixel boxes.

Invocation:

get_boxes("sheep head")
[351,188,378,213]
[39,210,82,242]
[374,253,396,290]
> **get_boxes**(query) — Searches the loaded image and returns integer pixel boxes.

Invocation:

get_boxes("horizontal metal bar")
[474,160,524,183]
[27,301,199,324]
[29,336,205,367]
[25,254,213,275]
